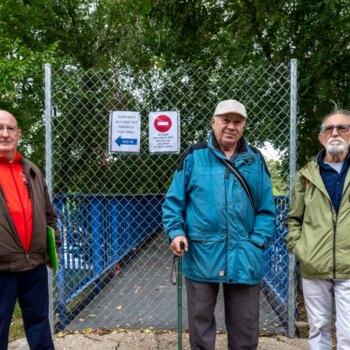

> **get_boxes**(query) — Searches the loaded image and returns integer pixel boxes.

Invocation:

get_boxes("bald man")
[0,110,60,350]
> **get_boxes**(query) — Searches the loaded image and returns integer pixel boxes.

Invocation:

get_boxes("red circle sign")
[154,115,172,133]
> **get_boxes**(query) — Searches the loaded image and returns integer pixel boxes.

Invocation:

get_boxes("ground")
[9,330,309,350]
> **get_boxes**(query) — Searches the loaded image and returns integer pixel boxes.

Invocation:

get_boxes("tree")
[137,0,350,165]
[0,32,58,170]
[267,159,288,195]
[2,0,350,179]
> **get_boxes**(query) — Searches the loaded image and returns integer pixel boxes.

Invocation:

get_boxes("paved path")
[65,231,284,334]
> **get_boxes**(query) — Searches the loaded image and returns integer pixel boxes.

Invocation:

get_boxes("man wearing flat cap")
[163,99,275,350]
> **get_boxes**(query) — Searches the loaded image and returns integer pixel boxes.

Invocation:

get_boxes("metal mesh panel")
[47,63,295,334]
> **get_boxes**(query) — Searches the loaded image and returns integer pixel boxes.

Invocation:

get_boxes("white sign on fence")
[109,111,141,154]
[149,111,180,154]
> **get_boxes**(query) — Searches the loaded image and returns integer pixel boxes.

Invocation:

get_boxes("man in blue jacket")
[163,99,275,350]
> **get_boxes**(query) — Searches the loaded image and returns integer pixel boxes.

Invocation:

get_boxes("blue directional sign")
[109,111,141,154]
[115,136,138,146]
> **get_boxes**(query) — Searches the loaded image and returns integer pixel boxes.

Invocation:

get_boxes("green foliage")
[267,159,288,195]
[137,0,350,166]
[9,303,24,342]
[1,0,350,177]
[0,33,58,170]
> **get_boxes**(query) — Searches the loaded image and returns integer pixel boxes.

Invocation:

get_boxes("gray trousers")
[185,278,261,350]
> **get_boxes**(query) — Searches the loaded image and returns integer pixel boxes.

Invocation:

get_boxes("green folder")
[47,226,58,271]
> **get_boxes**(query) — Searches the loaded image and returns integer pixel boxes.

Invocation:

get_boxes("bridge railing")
[263,196,290,326]
[53,194,290,330]
[53,194,163,329]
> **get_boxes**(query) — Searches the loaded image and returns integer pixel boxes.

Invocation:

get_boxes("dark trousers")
[185,278,261,350]
[0,265,54,350]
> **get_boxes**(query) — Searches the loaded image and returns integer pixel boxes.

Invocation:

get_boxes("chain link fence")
[45,61,297,335]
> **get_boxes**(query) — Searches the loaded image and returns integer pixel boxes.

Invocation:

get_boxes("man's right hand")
[171,236,188,256]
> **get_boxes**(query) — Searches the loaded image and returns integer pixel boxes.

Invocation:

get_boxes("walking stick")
[177,241,185,350]
[171,241,185,350]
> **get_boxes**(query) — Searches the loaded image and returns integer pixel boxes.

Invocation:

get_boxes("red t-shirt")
[0,152,33,251]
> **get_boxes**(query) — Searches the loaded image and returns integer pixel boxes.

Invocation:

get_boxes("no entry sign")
[154,114,172,133]
[149,111,180,154]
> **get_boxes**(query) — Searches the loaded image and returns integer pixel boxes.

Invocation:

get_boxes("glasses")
[0,125,18,134]
[321,124,350,135]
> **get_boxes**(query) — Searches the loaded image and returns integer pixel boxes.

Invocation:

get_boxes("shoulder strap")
[250,145,270,177]
[220,158,256,213]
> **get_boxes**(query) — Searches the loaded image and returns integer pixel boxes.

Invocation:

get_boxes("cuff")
[250,235,267,249]
[169,229,186,241]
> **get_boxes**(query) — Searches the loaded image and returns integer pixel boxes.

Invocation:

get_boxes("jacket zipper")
[310,185,316,198]
[9,164,30,255]
[0,185,23,248]
[304,166,342,279]
[331,202,337,279]
[224,168,230,280]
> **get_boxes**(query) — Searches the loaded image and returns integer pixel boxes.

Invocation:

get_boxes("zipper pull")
[25,253,30,262]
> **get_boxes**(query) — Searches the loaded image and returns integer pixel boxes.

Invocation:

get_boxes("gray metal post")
[288,58,298,337]
[45,63,54,334]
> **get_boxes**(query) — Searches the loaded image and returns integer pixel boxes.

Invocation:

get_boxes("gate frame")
[288,58,298,337]
[45,60,298,336]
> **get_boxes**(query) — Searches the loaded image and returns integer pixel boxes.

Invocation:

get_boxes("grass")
[9,302,25,342]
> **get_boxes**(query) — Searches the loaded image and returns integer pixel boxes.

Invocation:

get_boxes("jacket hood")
[299,157,330,200]
[301,151,350,193]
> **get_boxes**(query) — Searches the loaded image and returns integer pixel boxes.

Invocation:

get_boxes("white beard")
[325,138,349,155]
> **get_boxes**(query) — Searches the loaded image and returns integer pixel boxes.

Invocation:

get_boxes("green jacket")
[285,157,350,279]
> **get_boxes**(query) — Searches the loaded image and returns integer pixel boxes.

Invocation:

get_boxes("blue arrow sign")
[115,136,138,146]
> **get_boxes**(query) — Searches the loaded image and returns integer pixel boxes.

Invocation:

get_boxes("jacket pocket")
[292,239,303,262]
[185,233,226,281]
[235,240,264,282]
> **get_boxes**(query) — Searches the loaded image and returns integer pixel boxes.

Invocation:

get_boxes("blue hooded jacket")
[162,132,275,284]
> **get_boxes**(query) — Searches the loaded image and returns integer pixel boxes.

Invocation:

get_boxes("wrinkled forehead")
[0,111,18,127]
[323,113,350,126]
[215,113,245,122]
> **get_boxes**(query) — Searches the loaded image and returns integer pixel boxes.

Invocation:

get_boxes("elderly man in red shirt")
[0,110,60,350]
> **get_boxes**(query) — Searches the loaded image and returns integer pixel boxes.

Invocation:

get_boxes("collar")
[317,149,350,169]
[0,151,22,164]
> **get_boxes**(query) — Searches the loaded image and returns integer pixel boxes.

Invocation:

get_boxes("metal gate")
[45,61,297,336]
